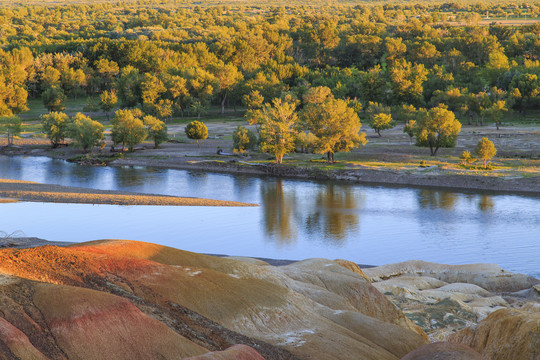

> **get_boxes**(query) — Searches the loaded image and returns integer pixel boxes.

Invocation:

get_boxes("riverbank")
[113,156,540,195]
[2,128,538,195]
[0,179,255,207]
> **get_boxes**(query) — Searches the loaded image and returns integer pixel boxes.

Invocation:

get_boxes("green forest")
[1,0,540,161]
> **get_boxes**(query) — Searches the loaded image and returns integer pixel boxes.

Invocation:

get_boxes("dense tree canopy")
[1,1,540,159]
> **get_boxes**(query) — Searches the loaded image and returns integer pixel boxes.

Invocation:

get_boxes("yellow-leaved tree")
[258,98,299,164]
[301,87,367,163]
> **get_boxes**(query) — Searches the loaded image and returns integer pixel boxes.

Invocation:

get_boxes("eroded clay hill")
[0,240,428,360]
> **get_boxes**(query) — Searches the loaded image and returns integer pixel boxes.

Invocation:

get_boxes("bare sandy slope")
[0,179,256,207]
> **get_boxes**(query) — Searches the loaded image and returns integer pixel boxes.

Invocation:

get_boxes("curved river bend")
[1,155,539,278]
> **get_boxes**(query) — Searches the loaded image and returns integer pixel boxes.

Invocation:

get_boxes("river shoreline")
[2,145,539,196]
[112,157,540,196]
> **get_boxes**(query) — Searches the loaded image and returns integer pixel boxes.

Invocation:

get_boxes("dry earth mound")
[0,239,428,360]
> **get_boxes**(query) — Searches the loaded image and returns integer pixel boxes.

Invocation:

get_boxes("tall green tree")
[111,109,147,152]
[116,66,140,108]
[258,98,299,164]
[41,112,69,148]
[301,87,367,162]
[211,62,243,114]
[144,115,168,148]
[414,106,462,156]
[100,90,118,120]
[67,113,104,151]
[0,116,21,146]
[389,59,428,106]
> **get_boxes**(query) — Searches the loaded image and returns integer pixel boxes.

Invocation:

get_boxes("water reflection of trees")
[261,179,297,244]
[478,195,494,212]
[261,181,362,245]
[305,184,361,244]
[417,189,457,210]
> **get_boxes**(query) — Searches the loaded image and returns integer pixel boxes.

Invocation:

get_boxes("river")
[1,155,539,278]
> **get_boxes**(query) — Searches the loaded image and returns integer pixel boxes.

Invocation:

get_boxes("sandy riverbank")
[0,179,256,206]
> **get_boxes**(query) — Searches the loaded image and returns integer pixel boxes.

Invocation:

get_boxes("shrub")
[233,125,257,154]
[185,120,208,147]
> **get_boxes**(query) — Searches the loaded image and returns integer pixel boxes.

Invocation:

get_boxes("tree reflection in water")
[305,184,361,244]
[478,194,494,212]
[418,189,457,210]
[261,179,297,244]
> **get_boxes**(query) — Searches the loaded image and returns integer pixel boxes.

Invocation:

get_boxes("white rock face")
[363,260,540,341]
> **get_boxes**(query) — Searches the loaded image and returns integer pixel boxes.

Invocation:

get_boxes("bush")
[185,120,208,147]
[460,150,476,165]
[233,125,257,154]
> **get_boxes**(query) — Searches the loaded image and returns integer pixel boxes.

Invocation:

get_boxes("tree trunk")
[221,93,227,115]
[327,151,334,163]
[377,129,381,137]
[196,139,200,148]
[276,153,283,164]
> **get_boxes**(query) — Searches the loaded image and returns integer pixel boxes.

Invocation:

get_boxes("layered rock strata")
[0,240,428,360]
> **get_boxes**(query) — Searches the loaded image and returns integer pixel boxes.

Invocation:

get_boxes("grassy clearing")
[240,151,539,178]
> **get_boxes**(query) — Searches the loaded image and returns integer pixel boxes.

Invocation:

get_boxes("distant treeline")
[0,1,540,121]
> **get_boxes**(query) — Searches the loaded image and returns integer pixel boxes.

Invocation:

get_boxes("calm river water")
[1,155,539,278]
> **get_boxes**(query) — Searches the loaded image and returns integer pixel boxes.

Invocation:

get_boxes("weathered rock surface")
[0,240,429,360]
[363,260,540,341]
[184,344,266,360]
[448,305,540,360]
[364,260,539,292]
[400,342,482,360]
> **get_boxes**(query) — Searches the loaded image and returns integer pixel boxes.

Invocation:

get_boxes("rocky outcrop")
[400,342,482,360]
[448,305,540,360]
[363,260,540,341]
[0,240,428,360]
[364,260,539,292]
